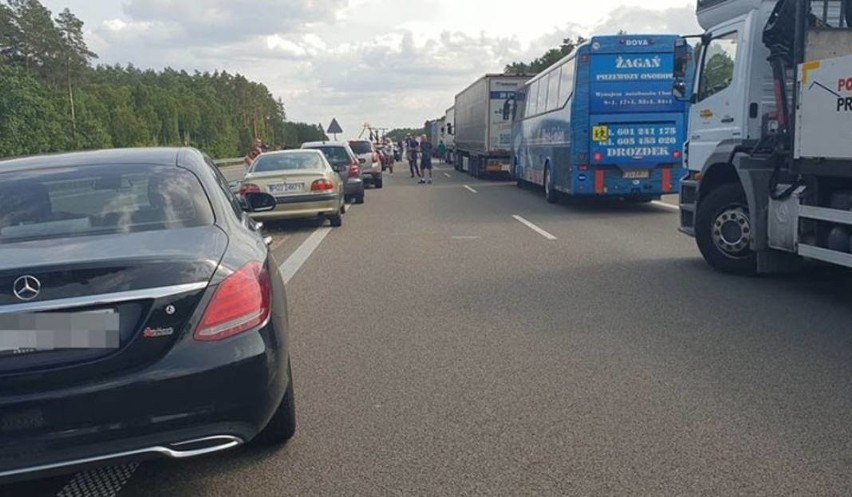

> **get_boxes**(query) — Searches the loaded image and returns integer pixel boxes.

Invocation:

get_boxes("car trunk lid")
[0,226,227,390]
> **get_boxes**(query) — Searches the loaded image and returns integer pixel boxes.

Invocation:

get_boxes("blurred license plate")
[0,309,121,353]
[622,170,650,179]
[269,183,304,193]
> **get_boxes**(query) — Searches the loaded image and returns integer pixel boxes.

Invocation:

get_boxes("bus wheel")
[695,183,757,275]
[513,163,523,188]
[544,166,558,203]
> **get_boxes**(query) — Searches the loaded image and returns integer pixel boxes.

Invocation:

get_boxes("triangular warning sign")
[327,118,343,135]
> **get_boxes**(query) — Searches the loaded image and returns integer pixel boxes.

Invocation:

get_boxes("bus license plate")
[622,170,650,179]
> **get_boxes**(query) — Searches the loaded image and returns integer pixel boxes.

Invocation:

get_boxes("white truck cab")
[676,0,852,274]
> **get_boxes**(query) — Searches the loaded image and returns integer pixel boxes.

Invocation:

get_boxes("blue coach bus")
[511,34,690,203]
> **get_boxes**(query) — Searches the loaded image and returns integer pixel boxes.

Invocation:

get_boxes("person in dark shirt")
[407,135,421,178]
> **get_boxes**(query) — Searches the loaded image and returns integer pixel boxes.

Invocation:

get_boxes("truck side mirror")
[673,79,688,100]
[672,37,693,102]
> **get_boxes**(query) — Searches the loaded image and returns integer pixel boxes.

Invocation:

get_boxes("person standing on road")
[436,140,447,164]
[418,134,433,184]
[407,135,421,179]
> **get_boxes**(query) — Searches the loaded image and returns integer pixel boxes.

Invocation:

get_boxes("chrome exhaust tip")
[164,435,244,458]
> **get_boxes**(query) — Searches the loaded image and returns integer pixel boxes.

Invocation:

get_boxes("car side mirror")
[243,192,276,212]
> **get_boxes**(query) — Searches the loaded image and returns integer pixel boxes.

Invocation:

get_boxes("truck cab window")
[697,32,738,102]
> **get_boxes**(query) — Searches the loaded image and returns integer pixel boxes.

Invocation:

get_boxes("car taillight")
[311,179,335,191]
[372,152,379,164]
[195,261,270,342]
[348,164,360,177]
[240,183,260,195]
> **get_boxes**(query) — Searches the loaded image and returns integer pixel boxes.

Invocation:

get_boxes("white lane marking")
[57,463,139,497]
[279,227,332,284]
[443,173,452,178]
[651,200,680,212]
[463,185,478,193]
[512,215,557,240]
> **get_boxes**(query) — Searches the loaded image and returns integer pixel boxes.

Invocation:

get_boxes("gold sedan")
[240,150,346,226]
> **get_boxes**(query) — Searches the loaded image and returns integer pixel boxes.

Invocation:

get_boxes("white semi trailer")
[453,74,531,178]
[676,0,852,274]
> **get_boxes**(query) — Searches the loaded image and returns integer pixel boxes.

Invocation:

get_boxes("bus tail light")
[673,150,682,160]
[662,167,672,193]
[593,152,603,162]
[578,164,589,171]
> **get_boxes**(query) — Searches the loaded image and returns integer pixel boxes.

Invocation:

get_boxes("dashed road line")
[463,185,478,193]
[512,215,557,240]
[443,173,452,178]
[651,200,680,212]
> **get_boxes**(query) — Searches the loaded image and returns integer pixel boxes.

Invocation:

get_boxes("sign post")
[327,118,343,140]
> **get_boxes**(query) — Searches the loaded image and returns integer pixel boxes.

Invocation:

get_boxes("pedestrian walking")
[418,135,433,184]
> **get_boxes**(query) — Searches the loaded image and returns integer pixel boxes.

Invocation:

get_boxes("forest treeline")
[0,0,327,159]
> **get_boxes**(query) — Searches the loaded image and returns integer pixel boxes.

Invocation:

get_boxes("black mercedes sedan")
[0,148,295,483]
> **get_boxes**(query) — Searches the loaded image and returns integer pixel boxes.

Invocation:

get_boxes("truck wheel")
[695,182,757,275]
[375,177,383,189]
[544,166,558,203]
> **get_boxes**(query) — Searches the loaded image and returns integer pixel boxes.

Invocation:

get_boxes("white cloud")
[41,0,701,134]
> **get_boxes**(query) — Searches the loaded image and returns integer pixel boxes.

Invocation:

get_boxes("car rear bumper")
[0,324,289,483]
[363,170,382,181]
[250,193,339,219]
[344,180,364,196]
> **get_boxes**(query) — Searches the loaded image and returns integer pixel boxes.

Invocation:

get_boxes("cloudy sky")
[40,0,701,138]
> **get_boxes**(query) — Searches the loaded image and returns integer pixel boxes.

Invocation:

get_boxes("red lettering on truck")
[839,78,852,91]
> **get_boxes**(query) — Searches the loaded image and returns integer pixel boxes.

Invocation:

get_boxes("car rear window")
[0,164,215,244]
[349,141,373,154]
[308,146,351,165]
[252,153,324,172]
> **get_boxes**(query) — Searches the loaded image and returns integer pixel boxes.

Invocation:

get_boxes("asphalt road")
[5,162,852,496]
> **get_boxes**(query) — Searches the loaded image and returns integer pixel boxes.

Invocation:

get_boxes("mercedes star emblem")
[13,275,41,301]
